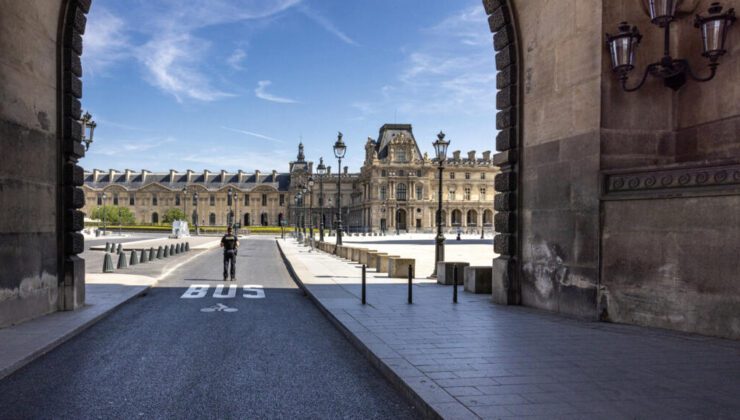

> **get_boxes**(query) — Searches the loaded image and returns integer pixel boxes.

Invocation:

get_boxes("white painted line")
[243,285,265,299]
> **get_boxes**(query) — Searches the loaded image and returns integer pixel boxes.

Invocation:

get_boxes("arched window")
[152,194,158,206]
[151,212,159,224]
[209,213,216,226]
[467,210,478,226]
[396,183,407,201]
[451,209,462,226]
[483,210,493,225]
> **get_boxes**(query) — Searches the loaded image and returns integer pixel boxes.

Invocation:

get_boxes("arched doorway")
[396,209,407,231]
[209,213,216,226]
[151,212,159,224]
[261,213,268,226]
[244,213,250,226]
[483,209,493,226]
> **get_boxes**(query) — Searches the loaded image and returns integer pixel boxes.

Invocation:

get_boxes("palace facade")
[82,124,499,233]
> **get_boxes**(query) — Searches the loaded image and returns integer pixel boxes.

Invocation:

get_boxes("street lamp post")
[101,192,107,235]
[182,187,188,234]
[308,177,315,242]
[234,193,239,235]
[194,191,199,235]
[317,158,326,242]
[295,192,303,242]
[333,132,346,251]
[431,131,450,278]
[228,187,233,230]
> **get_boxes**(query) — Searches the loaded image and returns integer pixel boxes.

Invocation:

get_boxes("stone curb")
[275,239,442,420]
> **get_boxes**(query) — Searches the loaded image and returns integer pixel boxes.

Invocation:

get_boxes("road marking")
[200,303,238,313]
[180,284,266,299]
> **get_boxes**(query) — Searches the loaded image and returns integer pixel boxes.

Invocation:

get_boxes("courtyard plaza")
[280,236,740,419]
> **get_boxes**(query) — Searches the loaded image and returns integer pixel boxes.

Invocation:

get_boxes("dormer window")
[397,149,406,162]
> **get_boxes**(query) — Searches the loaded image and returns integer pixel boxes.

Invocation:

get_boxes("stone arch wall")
[484,0,522,305]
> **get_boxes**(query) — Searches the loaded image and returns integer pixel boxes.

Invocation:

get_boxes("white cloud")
[221,126,284,143]
[255,80,299,104]
[181,149,289,172]
[300,6,358,46]
[140,33,235,102]
[227,49,247,70]
[82,7,130,75]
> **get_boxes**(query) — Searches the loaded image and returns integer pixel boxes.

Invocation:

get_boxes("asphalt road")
[0,236,419,419]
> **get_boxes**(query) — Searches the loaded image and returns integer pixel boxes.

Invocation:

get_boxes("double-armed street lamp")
[193,191,200,235]
[101,192,107,235]
[295,191,304,241]
[316,157,327,242]
[333,132,346,250]
[308,176,315,241]
[182,186,188,230]
[300,184,308,237]
[80,111,97,151]
[431,131,450,278]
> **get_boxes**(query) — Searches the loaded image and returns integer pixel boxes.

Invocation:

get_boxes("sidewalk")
[0,243,215,381]
[277,239,740,419]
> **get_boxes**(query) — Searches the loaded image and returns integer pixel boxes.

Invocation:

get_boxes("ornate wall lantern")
[606,1,735,91]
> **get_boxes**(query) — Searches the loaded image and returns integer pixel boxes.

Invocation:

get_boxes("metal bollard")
[103,253,115,273]
[140,249,148,263]
[117,243,123,254]
[407,264,413,304]
[361,264,366,305]
[104,242,110,253]
[150,247,156,261]
[129,249,139,266]
[453,264,458,303]
[117,251,128,269]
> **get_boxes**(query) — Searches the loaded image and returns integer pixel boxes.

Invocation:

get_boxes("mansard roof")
[375,123,422,160]
[83,170,291,192]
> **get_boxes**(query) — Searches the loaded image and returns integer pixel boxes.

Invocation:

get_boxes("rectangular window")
[480,188,486,200]
[175,194,181,206]
[97,195,102,206]
[152,195,158,206]
[262,194,267,206]
[209,195,215,206]
[398,169,405,177]
[464,188,471,201]
[381,169,386,177]
[465,172,471,180]
[279,194,285,206]
[129,195,135,206]
[416,170,422,177]
[192,195,197,206]
[450,172,455,179]
[244,194,250,206]
[397,149,406,162]
[416,185,422,200]
[113,194,119,206]
[481,173,486,180]
[448,191,456,201]
[380,186,387,200]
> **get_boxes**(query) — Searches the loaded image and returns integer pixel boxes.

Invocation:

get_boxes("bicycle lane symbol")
[200,303,238,313]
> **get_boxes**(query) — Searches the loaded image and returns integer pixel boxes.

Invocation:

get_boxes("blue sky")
[82,0,496,172]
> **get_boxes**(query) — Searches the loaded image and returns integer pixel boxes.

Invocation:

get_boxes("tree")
[162,208,187,225]
[90,206,135,225]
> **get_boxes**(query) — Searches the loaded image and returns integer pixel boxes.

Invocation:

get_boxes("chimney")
[93,169,102,183]
[452,150,461,161]
[108,169,118,183]
[169,169,177,184]
[203,169,211,183]
[220,170,227,183]
[124,169,134,183]
[141,169,151,184]
[467,150,476,161]
[343,166,348,175]
[237,170,245,184]
[482,151,491,161]
[186,169,194,183]
[272,170,277,181]
[255,170,261,183]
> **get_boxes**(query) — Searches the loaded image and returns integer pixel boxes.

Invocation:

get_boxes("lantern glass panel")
[701,19,726,58]
[609,36,637,71]
[648,0,677,25]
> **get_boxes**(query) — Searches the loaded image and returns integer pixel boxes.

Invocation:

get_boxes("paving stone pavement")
[278,238,740,419]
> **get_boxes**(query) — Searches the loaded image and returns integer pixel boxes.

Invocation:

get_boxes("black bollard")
[149,247,156,261]
[140,249,148,263]
[117,243,123,254]
[103,253,115,273]
[130,249,139,266]
[453,265,458,303]
[185,242,190,252]
[169,244,175,256]
[407,265,413,304]
[117,251,128,269]
[175,244,180,254]
[157,246,164,259]
[361,264,366,305]
[163,245,169,258]
[104,242,110,253]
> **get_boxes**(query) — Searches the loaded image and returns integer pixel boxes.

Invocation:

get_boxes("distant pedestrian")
[221,226,239,281]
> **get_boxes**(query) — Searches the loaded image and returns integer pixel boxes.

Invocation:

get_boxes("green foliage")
[89,206,135,225]
[162,208,187,224]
